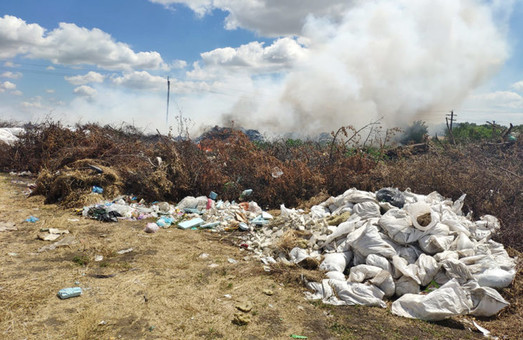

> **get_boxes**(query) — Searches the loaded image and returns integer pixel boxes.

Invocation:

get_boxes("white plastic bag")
[319,252,352,272]
[392,279,473,320]
[347,223,396,259]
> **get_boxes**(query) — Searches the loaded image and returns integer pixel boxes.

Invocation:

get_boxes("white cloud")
[65,71,106,85]
[468,91,523,109]
[46,66,55,70]
[0,81,17,92]
[0,14,45,58]
[3,61,17,67]
[73,85,97,97]
[149,0,352,36]
[188,37,306,80]
[45,89,55,94]
[0,71,22,79]
[111,71,165,90]
[511,80,523,93]
[171,59,187,69]
[0,15,168,71]
[11,90,23,96]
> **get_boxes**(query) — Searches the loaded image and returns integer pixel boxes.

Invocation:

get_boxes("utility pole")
[166,76,170,126]
[446,110,457,144]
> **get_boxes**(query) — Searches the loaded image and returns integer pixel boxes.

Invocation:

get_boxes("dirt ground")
[0,173,520,340]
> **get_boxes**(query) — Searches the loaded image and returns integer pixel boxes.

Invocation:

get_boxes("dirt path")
[0,173,512,339]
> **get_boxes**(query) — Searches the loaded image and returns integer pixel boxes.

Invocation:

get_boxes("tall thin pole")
[166,76,170,126]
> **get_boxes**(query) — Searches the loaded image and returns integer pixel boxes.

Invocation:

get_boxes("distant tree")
[399,120,428,145]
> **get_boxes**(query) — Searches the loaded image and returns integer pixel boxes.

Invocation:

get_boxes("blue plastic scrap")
[251,215,269,226]
[209,191,218,200]
[57,287,82,299]
[200,221,220,229]
[25,216,39,223]
[92,186,104,194]
[178,218,204,230]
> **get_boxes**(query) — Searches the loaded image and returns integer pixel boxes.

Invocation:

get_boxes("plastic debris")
[178,218,204,230]
[144,223,160,233]
[117,248,133,255]
[290,335,308,339]
[209,191,218,200]
[57,287,82,299]
[25,216,39,223]
[272,167,284,178]
[92,186,104,194]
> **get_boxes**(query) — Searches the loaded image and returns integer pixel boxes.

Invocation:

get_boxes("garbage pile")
[237,188,516,321]
[79,186,517,321]
[82,189,273,232]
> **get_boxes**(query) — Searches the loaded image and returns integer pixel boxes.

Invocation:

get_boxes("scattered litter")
[224,294,232,299]
[38,228,70,241]
[263,289,274,296]
[68,218,80,222]
[228,258,238,264]
[57,287,82,299]
[92,186,104,194]
[199,253,210,259]
[98,320,107,326]
[178,218,204,230]
[290,335,308,339]
[38,235,77,252]
[209,191,218,200]
[144,223,160,233]
[8,252,18,256]
[94,255,104,262]
[117,248,133,255]
[208,263,219,268]
[25,216,39,223]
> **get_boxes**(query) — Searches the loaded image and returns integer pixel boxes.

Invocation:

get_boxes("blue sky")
[0,0,522,134]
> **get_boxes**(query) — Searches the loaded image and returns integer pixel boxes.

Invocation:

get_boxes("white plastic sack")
[176,196,198,210]
[464,281,510,317]
[289,247,309,264]
[311,205,330,219]
[418,234,454,255]
[352,201,381,219]
[366,254,392,273]
[325,271,346,281]
[392,279,473,320]
[342,188,377,203]
[329,280,387,308]
[415,254,440,286]
[319,252,352,272]
[379,209,425,245]
[392,256,420,284]
[348,265,383,283]
[441,259,473,284]
[404,202,438,231]
[324,220,358,245]
[395,276,420,297]
[475,268,516,289]
[347,223,396,259]
[370,270,395,297]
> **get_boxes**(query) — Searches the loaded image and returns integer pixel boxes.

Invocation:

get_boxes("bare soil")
[0,174,520,339]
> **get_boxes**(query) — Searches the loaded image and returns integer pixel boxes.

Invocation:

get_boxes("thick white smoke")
[222,0,511,133]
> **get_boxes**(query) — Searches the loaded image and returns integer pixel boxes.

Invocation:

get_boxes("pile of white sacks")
[242,188,517,321]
